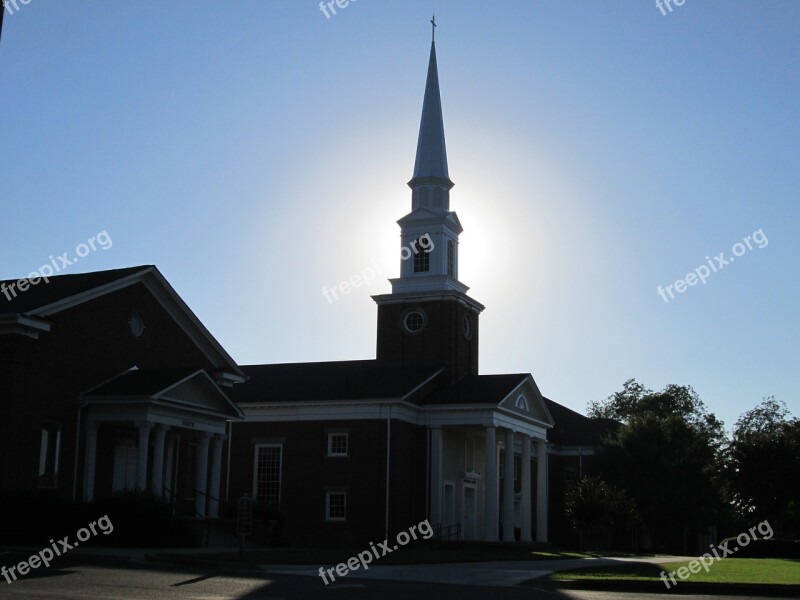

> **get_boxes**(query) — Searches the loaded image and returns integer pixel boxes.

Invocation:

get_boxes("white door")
[112,437,138,492]
[462,483,477,540]
[443,483,455,529]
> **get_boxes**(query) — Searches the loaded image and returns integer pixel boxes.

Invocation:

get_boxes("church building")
[1,31,614,549]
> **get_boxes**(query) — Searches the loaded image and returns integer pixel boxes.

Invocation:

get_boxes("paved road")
[263,555,699,587]
[0,563,780,600]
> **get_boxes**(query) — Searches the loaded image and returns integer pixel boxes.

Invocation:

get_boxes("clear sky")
[2,1,798,431]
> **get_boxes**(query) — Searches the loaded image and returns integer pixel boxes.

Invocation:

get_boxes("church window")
[465,437,476,472]
[327,433,348,457]
[413,237,430,272]
[254,444,282,506]
[38,422,61,489]
[128,312,145,337]
[402,309,427,334]
[447,240,455,276]
[326,491,347,521]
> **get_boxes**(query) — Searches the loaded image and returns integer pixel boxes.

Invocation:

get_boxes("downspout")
[384,404,392,540]
[225,420,232,503]
[425,412,430,520]
[72,401,87,502]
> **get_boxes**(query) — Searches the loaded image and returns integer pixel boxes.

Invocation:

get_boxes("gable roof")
[418,374,529,405]
[230,360,445,404]
[543,397,619,447]
[84,366,198,396]
[0,265,244,379]
[83,367,244,420]
[0,266,151,313]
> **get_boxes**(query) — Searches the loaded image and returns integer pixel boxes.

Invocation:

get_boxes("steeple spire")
[373,20,483,384]
[409,24,453,192]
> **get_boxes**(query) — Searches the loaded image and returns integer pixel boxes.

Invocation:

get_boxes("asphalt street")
[0,562,781,600]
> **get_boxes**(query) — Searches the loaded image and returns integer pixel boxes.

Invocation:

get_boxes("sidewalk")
[257,555,698,588]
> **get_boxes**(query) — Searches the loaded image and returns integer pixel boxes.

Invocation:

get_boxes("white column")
[502,429,516,542]
[82,422,99,502]
[135,422,152,492]
[483,426,498,541]
[430,427,443,525]
[151,425,168,496]
[520,434,532,542]
[195,432,212,518]
[164,437,175,498]
[536,439,549,543]
[207,434,224,518]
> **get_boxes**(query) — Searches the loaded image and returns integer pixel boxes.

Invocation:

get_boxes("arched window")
[447,240,455,276]
[515,395,529,411]
[413,237,430,273]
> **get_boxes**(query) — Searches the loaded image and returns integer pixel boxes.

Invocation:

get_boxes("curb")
[540,578,800,597]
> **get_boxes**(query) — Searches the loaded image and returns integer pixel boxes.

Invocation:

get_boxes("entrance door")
[112,437,137,492]
[443,482,455,532]
[462,483,477,540]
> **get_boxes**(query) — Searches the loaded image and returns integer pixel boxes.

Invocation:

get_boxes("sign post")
[237,493,253,560]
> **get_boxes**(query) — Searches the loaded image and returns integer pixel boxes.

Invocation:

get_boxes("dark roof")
[0,265,153,313]
[544,397,619,446]
[83,367,200,397]
[230,360,445,403]
[418,374,529,405]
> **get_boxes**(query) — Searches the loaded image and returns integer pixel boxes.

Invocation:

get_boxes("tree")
[564,476,637,551]
[588,378,725,450]
[589,380,725,551]
[726,397,799,536]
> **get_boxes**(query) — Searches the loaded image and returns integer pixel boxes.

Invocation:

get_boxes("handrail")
[194,488,221,505]
[161,485,178,516]
[434,522,461,543]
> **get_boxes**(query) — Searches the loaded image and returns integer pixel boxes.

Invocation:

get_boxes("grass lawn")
[548,558,800,586]
[198,545,629,565]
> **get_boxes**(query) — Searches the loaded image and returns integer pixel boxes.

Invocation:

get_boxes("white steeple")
[391,27,468,295]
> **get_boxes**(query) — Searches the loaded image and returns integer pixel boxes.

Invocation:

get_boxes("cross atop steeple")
[430,15,436,43]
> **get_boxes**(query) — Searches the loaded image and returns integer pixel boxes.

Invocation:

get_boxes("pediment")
[499,376,555,427]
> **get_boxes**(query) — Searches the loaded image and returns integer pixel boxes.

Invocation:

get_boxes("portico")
[423,376,554,543]
[79,367,243,518]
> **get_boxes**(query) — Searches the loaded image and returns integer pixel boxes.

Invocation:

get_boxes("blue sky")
[2,1,798,430]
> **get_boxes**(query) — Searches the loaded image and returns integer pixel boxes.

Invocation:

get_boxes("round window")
[463,314,473,340]
[402,309,427,335]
